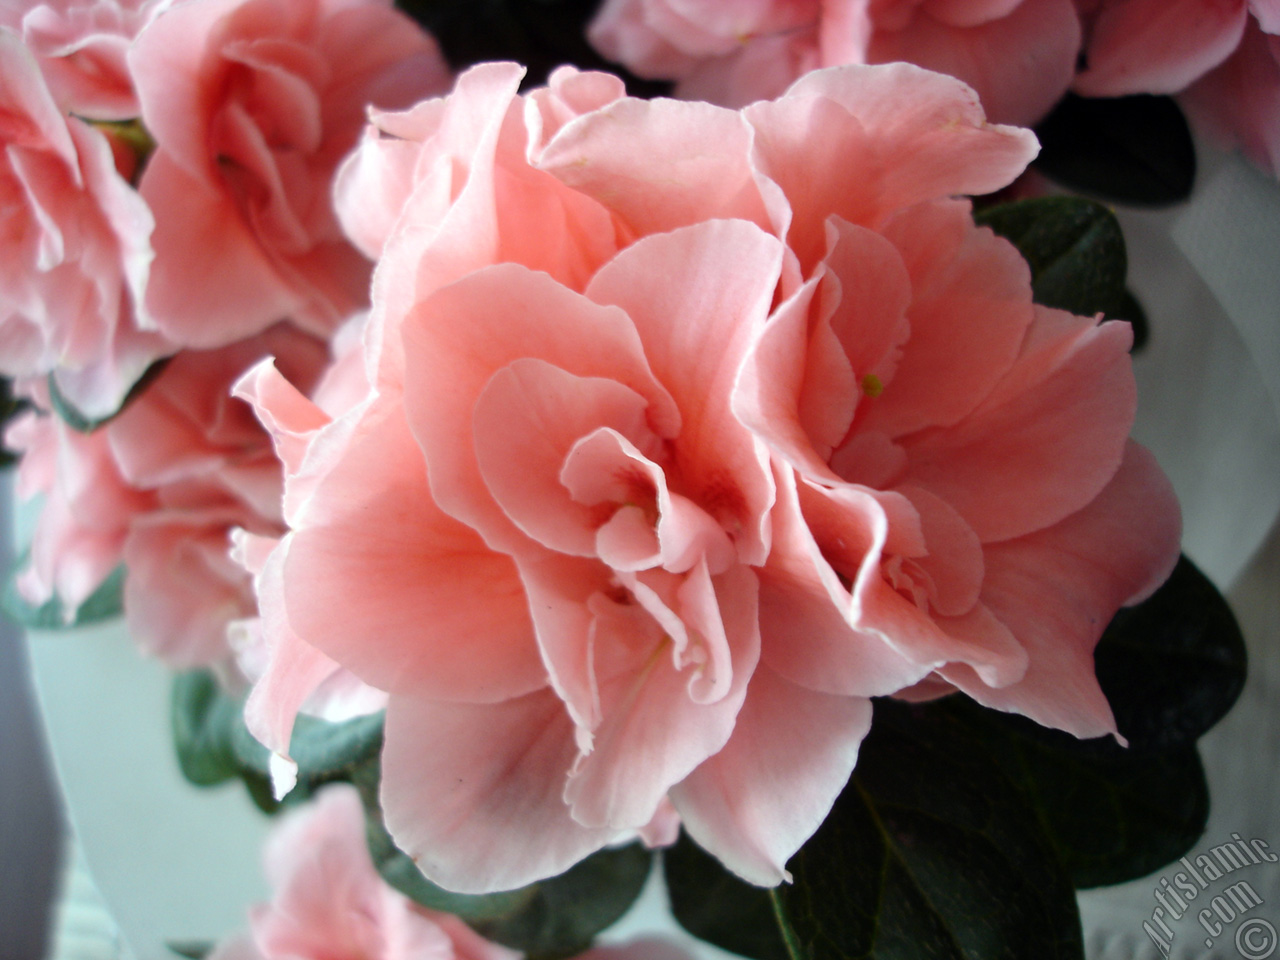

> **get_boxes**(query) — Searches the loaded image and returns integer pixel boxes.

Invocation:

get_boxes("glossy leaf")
[953,698,1210,889]
[47,358,169,433]
[0,376,27,468]
[365,795,651,960]
[2,556,125,630]
[171,670,241,787]
[171,669,387,810]
[166,940,213,959]
[976,196,1127,319]
[773,699,1085,960]
[664,831,789,960]
[1094,555,1246,753]
[1032,94,1195,206]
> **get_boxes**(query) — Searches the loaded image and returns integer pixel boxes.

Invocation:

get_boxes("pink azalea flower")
[245,61,1179,894]
[208,783,524,960]
[0,0,169,119]
[126,0,451,349]
[588,0,1082,125]
[8,324,328,666]
[0,31,168,419]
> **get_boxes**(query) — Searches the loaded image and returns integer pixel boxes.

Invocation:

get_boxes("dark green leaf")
[975,196,1127,319]
[393,0,671,94]
[470,843,652,958]
[366,799,652,959]
[775,699,1084,960]
[1097,555,1246,754]
[953,698,1209,888]
[664,831,789,960]
[47,357,169,433]
[166,940,214,959]
[0,377,28,468]
[172,669,386,812]
[1032,94,1195,206]
[171,670,241,786]
[2,555,124,629]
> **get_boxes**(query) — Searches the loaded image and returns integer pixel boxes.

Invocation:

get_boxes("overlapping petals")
[248,61,1179,896]
[588,0,1081,125]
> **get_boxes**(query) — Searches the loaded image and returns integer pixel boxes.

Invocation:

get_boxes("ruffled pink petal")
[944,442,1181,737]
[733,275,839,481]
[401,262,678,555]
[282,400,546,701]
[564,563,759,831]
[670,664,873,886]
[380,689,620,893]
[899,307,1135,543]
[584,220,782,564]
[473,359,658,557]
[233,358,330,477]
[757,465,930,696]
[758,62,1039,233]
[1075,0,1249,96]
[524,66,628,152]
[800,478,1028,685]
[855,200,1031,439]
[536,96,774,239]
[242,536,352,762]
[140,151,302,347]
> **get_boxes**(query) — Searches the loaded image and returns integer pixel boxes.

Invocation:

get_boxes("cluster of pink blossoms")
[2,0,450,667]
[238,60,1181,893]
[590,0,1280,176]
[2,0,1184,901]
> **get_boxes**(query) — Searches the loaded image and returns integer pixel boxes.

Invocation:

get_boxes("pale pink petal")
[242,537,353,761]
[899,308,1135,542]
[758,467,931,696]
[401,263,679,554]
[140,151,302,347]
[1181,20,1280,178]
[536,96,774,238]
[473,359,659,557]
[758,63,1039,232]
[670,664,872,886]
[857,200,1032,439]
[123,509,254,667]
[585,220,783,564]
[381,689,621,893]
[1075,0,1249,96]
[733,274,844,480]
[944,442,1181,737]
[564,563,760,831]
[283,400,545,701]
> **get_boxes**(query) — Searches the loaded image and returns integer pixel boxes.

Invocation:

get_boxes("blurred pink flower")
[209,783,523,960]
[0,0,169,118]
[8,324,327,667]
[127,0,451,348]
[588,0,1081,125]
[1074,0,1280,177]
[0,31,167,419]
